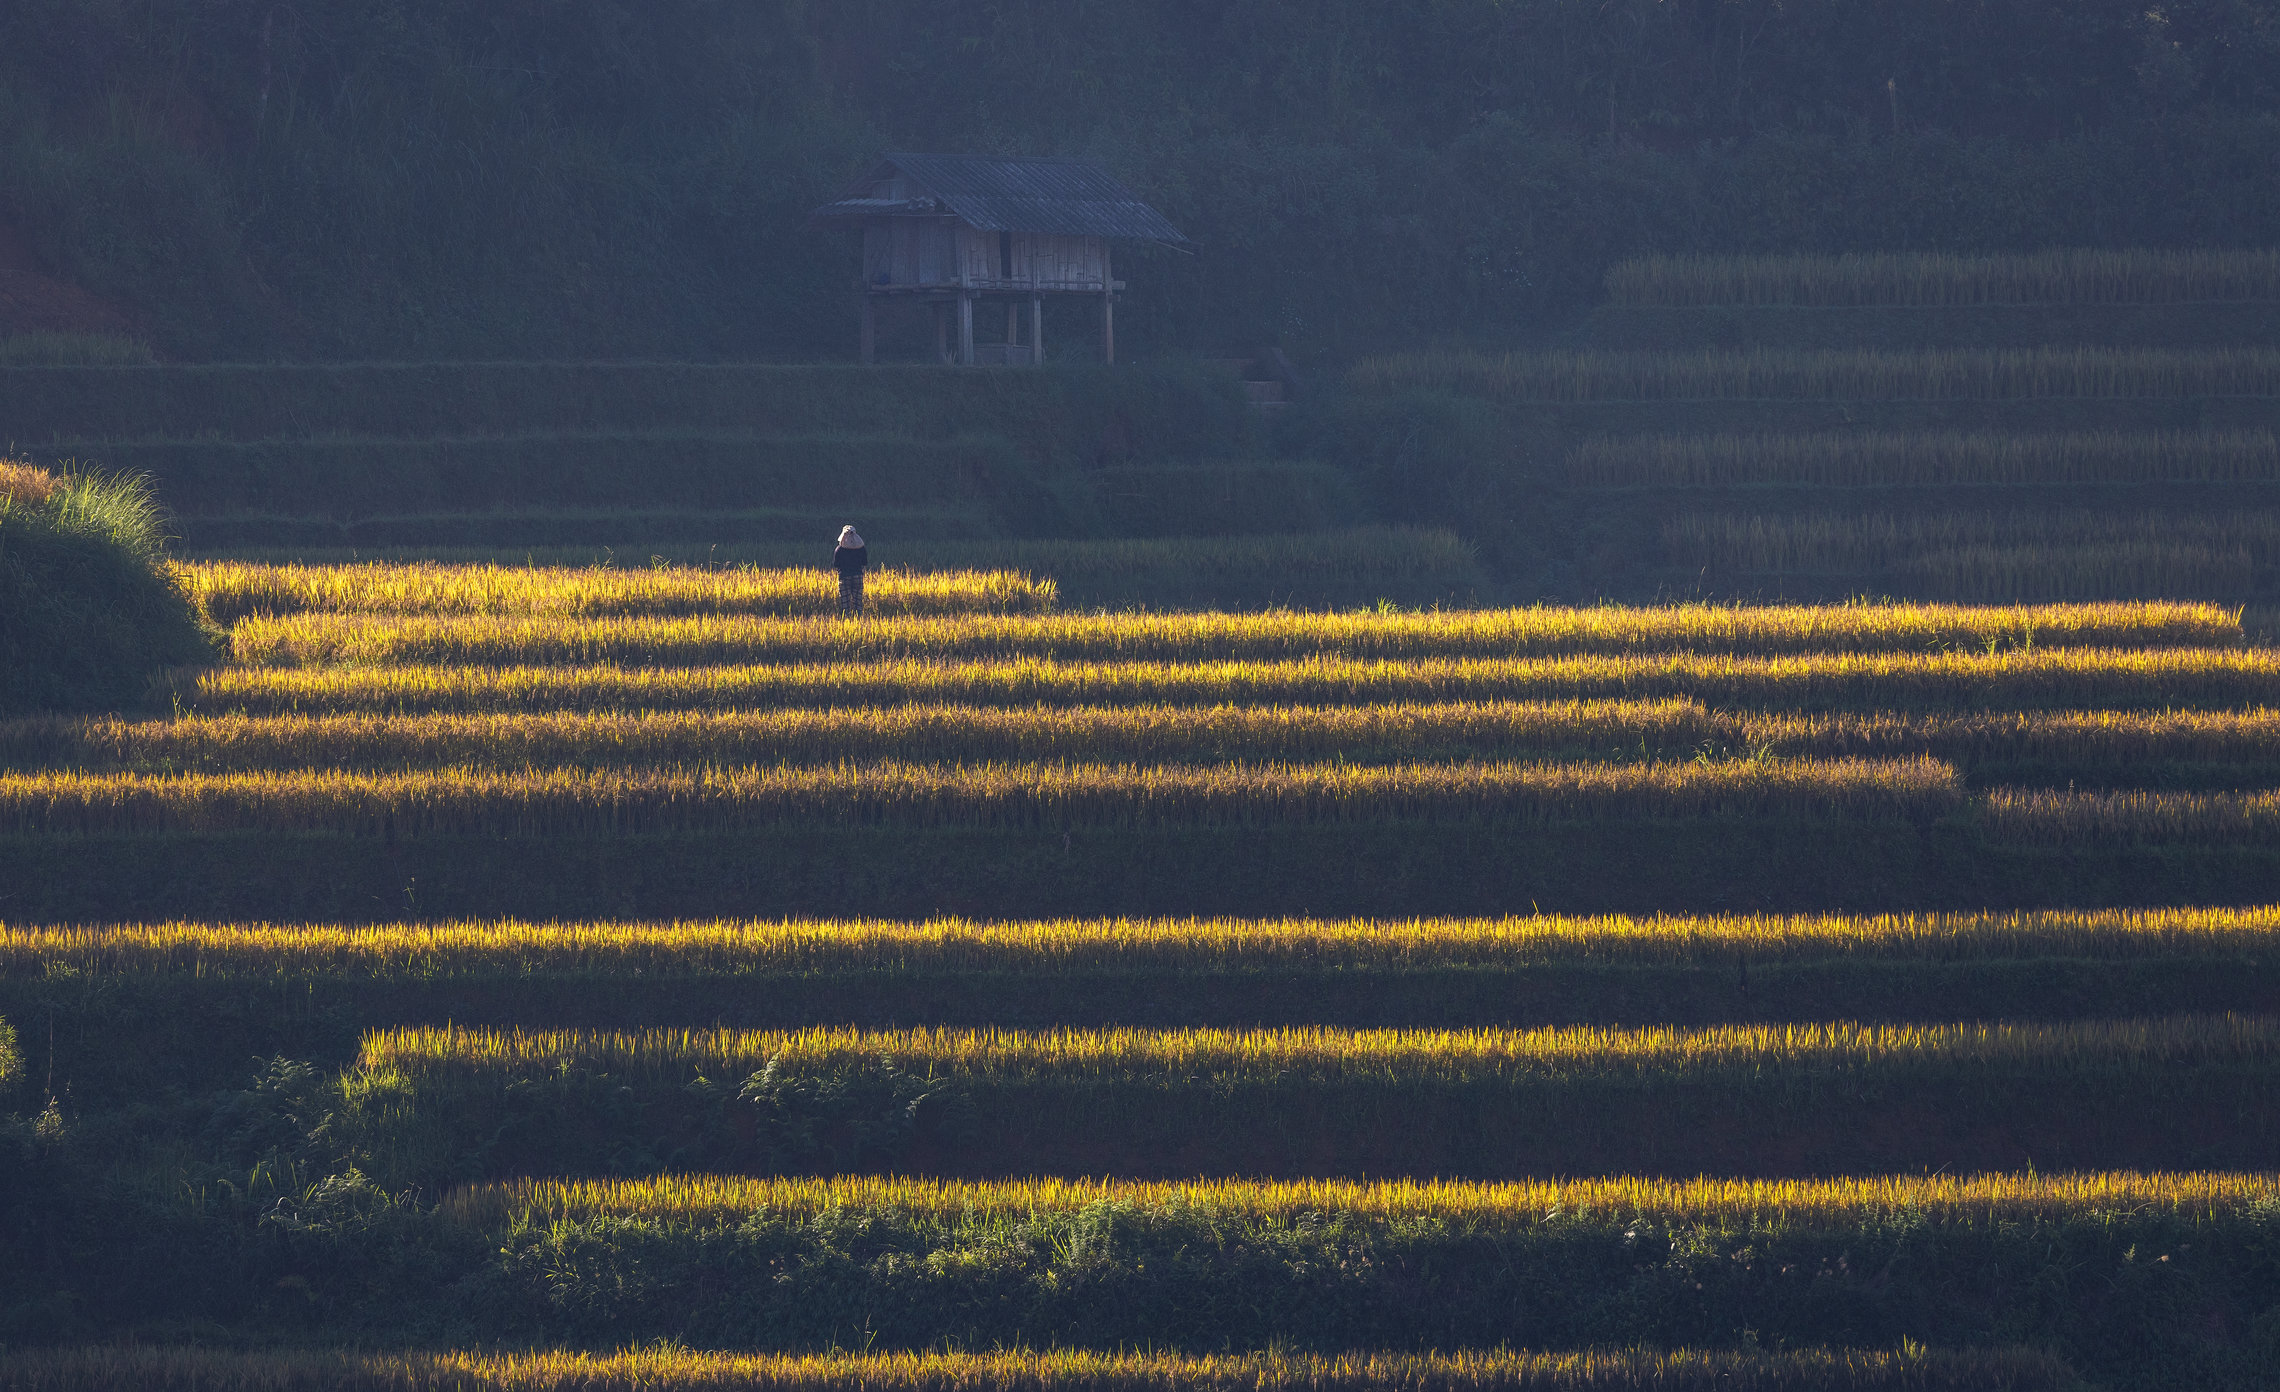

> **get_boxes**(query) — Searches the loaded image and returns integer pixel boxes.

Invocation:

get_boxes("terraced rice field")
[5,564,2280,1387]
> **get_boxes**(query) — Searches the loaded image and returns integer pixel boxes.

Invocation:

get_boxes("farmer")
[833,524,868,614]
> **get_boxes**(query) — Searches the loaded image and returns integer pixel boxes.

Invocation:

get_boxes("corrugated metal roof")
[813,154,1191,248]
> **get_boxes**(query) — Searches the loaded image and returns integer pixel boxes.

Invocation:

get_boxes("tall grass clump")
[1570,430,2280,488]
[0,462,215,714]
[0,1014,16,1092]
[1604,249,2280,307]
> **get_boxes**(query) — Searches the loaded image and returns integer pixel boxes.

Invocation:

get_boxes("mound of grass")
[0,462,216,715]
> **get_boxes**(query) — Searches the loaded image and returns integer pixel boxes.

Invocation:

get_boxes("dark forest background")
[3,0,2277,363]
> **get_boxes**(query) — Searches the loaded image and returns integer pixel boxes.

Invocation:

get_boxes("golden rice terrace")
[11,244,2280,1390]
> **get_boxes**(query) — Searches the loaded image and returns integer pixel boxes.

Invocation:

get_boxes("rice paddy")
[12,906,2280,977]
[358,1015,2280,1085]
[1571,429,2280,488]
[183,561,1057,623]
[13,555,2280,1384]
[1602,248,2280,307]
[161,646,2280,716]
[0,755,1965,834]
[0,1345,2079,1392]
[1346,347,2280,402]
[222,600,2227,668]
[23,703,2280,776]
[23,249,2280,1385]
[447,1169,2280,1228]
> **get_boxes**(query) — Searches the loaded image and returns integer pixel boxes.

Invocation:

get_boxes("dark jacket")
[833,544,868,576]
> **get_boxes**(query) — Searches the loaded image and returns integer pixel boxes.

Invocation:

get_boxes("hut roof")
[813,154,1191,248]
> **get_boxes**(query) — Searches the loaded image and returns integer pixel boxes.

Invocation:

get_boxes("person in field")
[833,524,868,614]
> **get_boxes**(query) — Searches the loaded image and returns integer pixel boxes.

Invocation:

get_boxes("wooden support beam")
[957,290,974,366]
[1005,301,1019,355]
[859,295,876,366]
[933,302,949,364]
[1030,294,1044,367]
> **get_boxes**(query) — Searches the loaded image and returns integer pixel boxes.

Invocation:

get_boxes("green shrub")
[0,462,216,714]
[0,1016,16,1093]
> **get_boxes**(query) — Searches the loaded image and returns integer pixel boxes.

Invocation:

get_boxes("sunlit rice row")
[0,757,1961,834]
[166,648,2280,716]
[181,561,1055,624]
[20,703,2280,772]
[0,1344,2075,1392]
[11,907,2280,978]
[446,1170,2280,1228]
[0,700,1714,771]
[360,1015,2279,1084]
[1986,787,2280,844]
[222,601,2234,669]
[1348,347,2280,402]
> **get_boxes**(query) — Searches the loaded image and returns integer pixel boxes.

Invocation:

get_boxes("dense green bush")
[0,463,215,714]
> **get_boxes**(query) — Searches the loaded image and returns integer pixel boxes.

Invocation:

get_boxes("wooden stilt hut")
[810,153,1191,366]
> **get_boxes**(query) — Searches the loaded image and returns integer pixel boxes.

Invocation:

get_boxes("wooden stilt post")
[933,301,949,364]
[957,290,974,366]
[859,294,876,365]
[1101,245,1114,365]
[1030,294,1044,367]
[1005,301,1019,359]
